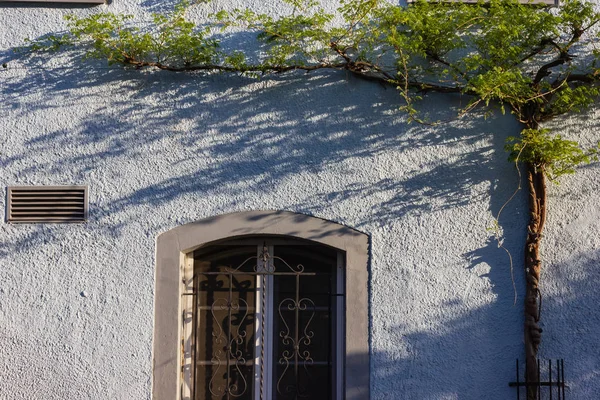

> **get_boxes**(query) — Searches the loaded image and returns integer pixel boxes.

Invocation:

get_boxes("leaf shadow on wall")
[2,42,600,399]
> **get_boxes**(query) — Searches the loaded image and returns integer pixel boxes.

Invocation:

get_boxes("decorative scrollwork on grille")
[215,245,304,275]
[208,298,250,398]
[276,297,316,397]
[190,243,332,400]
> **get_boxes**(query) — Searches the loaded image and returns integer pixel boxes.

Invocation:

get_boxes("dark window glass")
[194,246,257,400]
[272,246,337,400]
[192,242,340,400]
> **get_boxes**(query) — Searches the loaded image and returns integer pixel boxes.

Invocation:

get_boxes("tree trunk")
[524,162,547,400]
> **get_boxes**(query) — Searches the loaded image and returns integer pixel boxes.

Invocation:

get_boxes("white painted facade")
[1,1,599,399]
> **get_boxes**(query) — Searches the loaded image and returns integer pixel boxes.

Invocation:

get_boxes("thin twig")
[493,144,526,305]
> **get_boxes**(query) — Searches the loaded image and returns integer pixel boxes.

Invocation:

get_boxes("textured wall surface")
[1,1,599,399]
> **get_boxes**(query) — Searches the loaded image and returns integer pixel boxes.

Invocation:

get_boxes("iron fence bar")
[561,359,565,399]
[538,358,541,400]
[525,359,528,396]
[557,359,560,400]
[516,359,520,400]
[510,359,567,400]
[549,359,552,400]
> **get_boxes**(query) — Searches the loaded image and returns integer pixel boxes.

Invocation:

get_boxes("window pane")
[191,243,341,400]
[271,245,337,400]
[194,246,257,400]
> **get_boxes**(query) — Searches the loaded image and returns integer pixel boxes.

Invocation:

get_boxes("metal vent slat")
[13,203,83,210]
[7,186,88,223]
[12,196,85,200]
[11,203,84,207]
[11,203,85,208]
[12,211,85,214]
[10,217,86,221]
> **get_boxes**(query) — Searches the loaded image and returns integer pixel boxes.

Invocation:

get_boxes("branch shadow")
[2,47,510,231]
[3,39,600,399]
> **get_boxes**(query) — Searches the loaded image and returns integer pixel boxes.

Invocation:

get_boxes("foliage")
[507,129,600,180]
[16,3,600,397]
[21,0,600,178]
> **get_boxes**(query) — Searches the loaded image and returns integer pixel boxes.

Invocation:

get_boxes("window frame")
[183,239,345,400]
[153,211,370,400]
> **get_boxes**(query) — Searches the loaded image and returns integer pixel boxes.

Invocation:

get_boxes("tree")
[23,0,600,398]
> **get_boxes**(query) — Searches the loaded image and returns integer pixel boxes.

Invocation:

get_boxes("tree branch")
[533,54,572,85]
[565,73,599,84]
[532,25,587,85]
[425,50,468,82]
[517,38,560,65]
[410,81,473,95]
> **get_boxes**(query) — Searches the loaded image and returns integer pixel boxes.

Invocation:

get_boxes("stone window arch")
[153,210,369,400]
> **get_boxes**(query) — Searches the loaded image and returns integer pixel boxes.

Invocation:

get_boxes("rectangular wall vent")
[0,1,105,4]
[7,186,88,223]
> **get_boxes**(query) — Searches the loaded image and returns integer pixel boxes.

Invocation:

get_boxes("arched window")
[153,211,369,400]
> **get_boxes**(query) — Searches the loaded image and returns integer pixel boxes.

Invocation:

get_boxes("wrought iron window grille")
[182,242,344,400]
[509,359,566,400]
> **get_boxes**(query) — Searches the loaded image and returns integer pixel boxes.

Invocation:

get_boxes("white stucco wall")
[1,1,599,399]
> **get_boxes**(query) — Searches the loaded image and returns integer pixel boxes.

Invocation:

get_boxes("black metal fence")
[509,359,566,400]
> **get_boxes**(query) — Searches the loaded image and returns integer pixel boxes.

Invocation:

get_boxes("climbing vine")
[21,0,600,398]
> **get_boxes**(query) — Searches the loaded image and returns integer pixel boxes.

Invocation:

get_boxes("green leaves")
[558,0,600,35]
[216,2,335,66]
[468,67,535,109]
[21,0,600,179]
[64,13,143,64]
[506,129,599,180]
[470,0,557,69]
[545,84,600,116]
[32,11,220,67]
